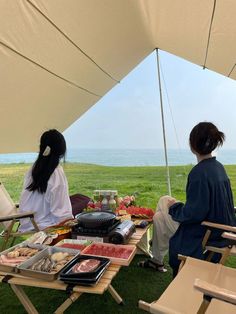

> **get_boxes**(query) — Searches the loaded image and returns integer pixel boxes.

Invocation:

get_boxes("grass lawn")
[0,163,236,313]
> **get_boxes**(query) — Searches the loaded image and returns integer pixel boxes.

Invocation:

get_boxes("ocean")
[0,148,236,167]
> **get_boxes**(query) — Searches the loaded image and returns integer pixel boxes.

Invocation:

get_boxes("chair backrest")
[0,182,17,228]
[70,193,91,217]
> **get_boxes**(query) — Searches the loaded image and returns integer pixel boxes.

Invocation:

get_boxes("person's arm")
[169,178,210,224]
[19,170,32,213]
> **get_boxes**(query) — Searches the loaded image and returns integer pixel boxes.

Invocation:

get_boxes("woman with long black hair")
[19,129,73,231]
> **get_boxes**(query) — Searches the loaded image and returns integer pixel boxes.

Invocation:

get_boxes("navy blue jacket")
[169,157,236,271]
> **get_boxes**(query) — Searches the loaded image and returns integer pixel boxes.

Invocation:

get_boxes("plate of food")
[116,206,154,219]
[81,243,136,266]
[0,242,45,273]
[17,246,79,281]
[55,239,92,251]
[43,226,72,245]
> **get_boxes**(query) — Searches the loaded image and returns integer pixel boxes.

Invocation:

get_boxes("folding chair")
[0,182,39,251]
[204,299,236,314]
[138,256,236,314]
[201,221,236,264]
[194,278,236,314]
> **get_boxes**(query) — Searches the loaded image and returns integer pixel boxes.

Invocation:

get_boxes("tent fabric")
[0,0,235,153]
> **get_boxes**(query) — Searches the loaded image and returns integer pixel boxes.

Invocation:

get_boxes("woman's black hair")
[27,129,66,193]
[189,122,225,155]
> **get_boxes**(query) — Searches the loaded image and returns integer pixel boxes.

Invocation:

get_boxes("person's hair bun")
[189,122,225,155]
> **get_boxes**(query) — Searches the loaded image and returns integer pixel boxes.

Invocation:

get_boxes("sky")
[64,50,236,151]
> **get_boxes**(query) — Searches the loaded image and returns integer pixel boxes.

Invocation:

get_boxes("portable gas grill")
[72,211,135,244]
[71,219,120,243]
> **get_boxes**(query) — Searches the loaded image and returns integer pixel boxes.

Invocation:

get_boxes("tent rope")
[26,0,120,83]
[159,54,189,193]
[159,62,182,151]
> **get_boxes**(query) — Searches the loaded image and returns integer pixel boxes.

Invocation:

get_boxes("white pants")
[152,195,179,264]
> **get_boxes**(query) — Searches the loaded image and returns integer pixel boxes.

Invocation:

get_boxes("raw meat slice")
[59,243,85,250]
[0,254,28,265]
[72,259,100,273]
[86,244,131,259]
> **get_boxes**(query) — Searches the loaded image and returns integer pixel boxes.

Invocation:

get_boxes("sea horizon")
[0,148,236,167]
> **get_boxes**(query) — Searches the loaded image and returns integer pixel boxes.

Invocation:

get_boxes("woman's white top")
[19,165,73,232]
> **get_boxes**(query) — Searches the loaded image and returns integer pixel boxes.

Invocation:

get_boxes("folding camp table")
[129,221,152,255]
[0,222,151,313]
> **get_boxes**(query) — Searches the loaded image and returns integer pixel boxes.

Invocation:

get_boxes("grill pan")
[75,211,116,228]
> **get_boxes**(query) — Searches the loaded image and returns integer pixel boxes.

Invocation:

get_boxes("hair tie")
[42,146,51,156]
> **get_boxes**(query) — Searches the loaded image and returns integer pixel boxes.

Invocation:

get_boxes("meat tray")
[17,246,79,281]
[81,243,137,266]
[55,239,92,251]
[0,241,46,273]
[60,268,107,286]
[59,255,110,278]
[59,255,110,286]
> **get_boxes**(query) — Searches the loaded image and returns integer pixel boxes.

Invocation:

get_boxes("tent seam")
[26,0,120,83]
[0,41,101,98]
[228,64,236,77]
[203,0,216,69]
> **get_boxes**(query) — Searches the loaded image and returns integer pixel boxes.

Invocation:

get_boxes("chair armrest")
[194,278,236,305]
[202,221,236,233]
[0,211,35,222]
[222,232,236,243]
[138,300,151,312]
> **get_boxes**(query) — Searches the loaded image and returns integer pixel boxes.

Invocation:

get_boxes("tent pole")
[155,49,171,195]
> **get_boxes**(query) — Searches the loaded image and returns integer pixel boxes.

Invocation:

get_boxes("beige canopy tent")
[0,0,235,153]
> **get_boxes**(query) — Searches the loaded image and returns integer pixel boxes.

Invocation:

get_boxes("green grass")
[0,163,236,313]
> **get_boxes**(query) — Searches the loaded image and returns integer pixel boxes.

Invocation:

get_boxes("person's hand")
[167,197,177,208]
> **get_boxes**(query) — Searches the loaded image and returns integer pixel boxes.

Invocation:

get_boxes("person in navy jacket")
[139,122,236,277]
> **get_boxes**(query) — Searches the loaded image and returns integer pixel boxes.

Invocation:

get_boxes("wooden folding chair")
[194,278,236,314]
[138,257,236,314]
[0,182,39,251]
[201,221,236,264]
[204,299,236,314]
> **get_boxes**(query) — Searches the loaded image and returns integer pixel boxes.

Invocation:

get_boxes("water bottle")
[109,192,117,212]
[101,193,109,211]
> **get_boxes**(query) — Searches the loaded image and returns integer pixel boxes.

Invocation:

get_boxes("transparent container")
[93,190,100,202]
[101,193,109,211]
[109,193,117,212]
